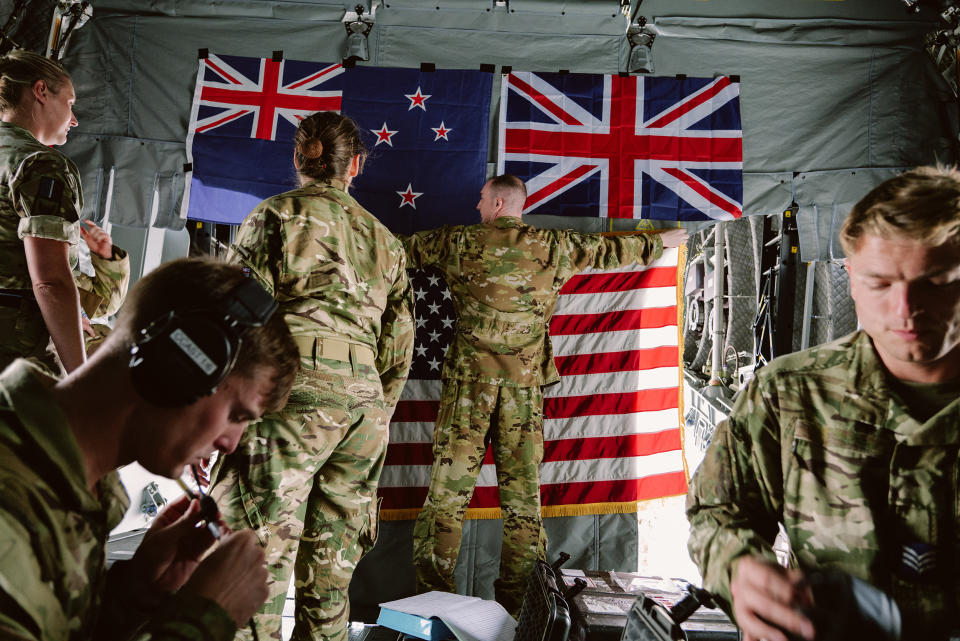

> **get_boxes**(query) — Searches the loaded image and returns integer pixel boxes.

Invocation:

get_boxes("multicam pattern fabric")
[403,217,663,386]
[0,121,81,291]
[228,178,414,409]
[75,245,130,320]
[0,359,235,641]
[412,380,546,617]
[404,218,661,615]
[69,246,130,359]
[686,331,960,637]
[0,302,50,371]
[0,122,83,372]
[212,179,414,641]
[210,371,388,641]
[0,246,128,373]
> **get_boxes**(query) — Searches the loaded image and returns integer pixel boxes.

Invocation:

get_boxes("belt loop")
[349,344,360,377]
[312,337,320,370]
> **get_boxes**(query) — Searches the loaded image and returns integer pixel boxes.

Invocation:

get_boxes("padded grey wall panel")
[63,132,188,229]
[91,0,356,20]
[375,24,623,73]
[794,166,904,261]
[631,0,939,22]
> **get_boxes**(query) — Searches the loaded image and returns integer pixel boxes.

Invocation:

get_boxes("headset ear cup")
[129,312,239,407]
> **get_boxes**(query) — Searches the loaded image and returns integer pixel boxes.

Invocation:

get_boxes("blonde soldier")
[209,111,415,641]
[404,174,686,616]
[0,51,85,372]
[687,166,960,641]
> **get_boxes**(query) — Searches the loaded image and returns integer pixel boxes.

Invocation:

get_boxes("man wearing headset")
[0,258,299,641]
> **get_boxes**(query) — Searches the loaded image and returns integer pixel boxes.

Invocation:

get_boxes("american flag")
[182,53,490,232]
[498,71,743,221]
[378,247,687,520]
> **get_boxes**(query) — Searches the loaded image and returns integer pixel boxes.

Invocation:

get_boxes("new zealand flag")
[182,53,492,233]
[498,71,743,221]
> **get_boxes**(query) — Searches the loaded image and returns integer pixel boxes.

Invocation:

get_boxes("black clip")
[550,552,571,573]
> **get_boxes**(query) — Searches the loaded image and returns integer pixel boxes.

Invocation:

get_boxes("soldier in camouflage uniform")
[687,166,960,641]
[404,174,685,616]
[208,111,415,641]
[0,51,86,373]
[0,258,300,641]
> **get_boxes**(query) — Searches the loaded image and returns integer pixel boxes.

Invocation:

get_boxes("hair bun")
[299,139,324,159]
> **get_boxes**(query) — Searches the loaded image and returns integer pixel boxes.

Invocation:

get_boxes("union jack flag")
[498,71,743,221]
[192,54,344,141]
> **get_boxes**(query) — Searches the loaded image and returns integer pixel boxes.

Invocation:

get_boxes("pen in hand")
[176,469,260,641]
[175,471,222,540]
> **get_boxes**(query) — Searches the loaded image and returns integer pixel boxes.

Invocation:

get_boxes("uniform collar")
[0,120,40,143]
[490,215,525,227]
[302,178,349,193]
[841,331,960,444]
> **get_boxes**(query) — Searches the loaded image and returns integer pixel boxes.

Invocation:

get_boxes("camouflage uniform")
[74,244,130,320]
[403,217,663,615]
[0,359,237,641]
[209,179,414,641]
[73,243,130,356]
[0,121,82,371]
[686,331,960,638]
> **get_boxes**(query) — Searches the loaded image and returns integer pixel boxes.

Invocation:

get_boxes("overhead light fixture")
[626,18,655,74]
[344,4,373,63]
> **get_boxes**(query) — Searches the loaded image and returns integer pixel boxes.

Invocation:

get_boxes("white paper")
[379,592,516,641]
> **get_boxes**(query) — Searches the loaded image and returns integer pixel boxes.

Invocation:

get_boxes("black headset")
[128,278,278,407]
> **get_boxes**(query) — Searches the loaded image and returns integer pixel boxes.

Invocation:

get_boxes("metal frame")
[753,206,799,370]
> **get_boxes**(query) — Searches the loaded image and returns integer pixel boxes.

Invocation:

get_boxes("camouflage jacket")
[74,245,130,319]
[0,359,236,641]
[228,179,415,409]
[403,217,662,386]
[0,121,81,290]
[686,331,960,636]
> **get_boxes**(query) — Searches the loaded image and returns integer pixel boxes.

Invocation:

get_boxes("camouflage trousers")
[412,380,547,616]
[210,365,388,641]
[0,302,57,373]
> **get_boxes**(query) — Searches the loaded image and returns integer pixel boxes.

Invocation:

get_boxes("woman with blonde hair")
[0,50,84,372]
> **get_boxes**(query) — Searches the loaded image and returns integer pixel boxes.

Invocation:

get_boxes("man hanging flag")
[498,71,743,221]
[379,246,686,520]
[182,53,491,233]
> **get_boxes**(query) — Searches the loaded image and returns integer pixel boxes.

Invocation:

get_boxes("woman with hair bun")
[209,110,415,641]
[0,50,85,372]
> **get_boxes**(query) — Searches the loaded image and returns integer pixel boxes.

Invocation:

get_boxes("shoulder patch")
[32,176,77,222]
